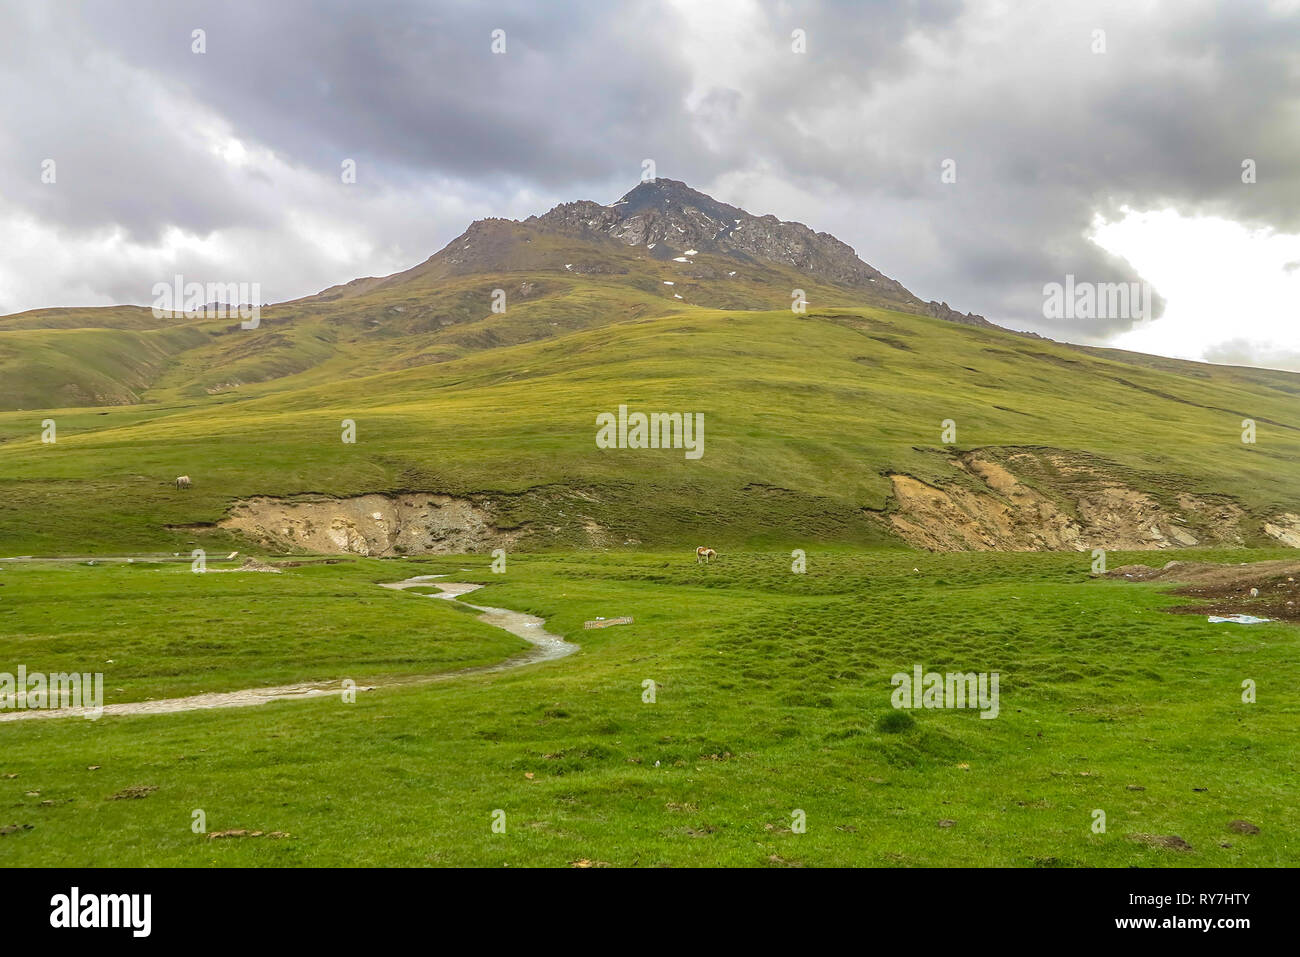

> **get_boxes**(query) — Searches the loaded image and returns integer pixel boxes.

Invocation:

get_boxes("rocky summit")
[416,178,992,327]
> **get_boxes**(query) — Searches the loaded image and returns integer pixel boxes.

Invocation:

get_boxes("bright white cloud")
[1092,208,1300,371]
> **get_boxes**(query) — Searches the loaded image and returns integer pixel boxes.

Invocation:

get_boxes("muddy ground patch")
[1108,558,1300,623]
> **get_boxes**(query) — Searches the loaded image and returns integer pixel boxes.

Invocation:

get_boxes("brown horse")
[696,546,717,564]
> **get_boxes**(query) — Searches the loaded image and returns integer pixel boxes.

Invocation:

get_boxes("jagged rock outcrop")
[525,179,993,326]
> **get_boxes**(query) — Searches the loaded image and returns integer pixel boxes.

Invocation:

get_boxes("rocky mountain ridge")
[420,178,993,327]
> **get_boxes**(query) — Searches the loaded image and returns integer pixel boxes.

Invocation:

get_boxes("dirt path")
[0,577,577,723]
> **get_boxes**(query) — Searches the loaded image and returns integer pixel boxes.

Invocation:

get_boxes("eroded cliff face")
[218,493,523,556]
[206,449,1297,556]
[878,448,1294,552]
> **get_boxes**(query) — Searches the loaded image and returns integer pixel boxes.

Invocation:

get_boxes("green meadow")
[0,548,1294,867]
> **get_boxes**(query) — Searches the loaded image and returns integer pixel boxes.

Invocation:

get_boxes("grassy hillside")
[0,325,213,410]
[0,226,885,411]
[0,297,1296,555]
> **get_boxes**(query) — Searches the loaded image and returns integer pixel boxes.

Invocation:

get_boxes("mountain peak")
[517,179,990,326]
[609,177,730,212]
[349,179,991,328]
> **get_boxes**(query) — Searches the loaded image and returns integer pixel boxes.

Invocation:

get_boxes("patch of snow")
[672,256,691,263]
[564,264,573,270]
[647,243,656,249]
[663,281,675,285]
[673,294,683,299]
[728,270,736,276]
[684,249,698,256]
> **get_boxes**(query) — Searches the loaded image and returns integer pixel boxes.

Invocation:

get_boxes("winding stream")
[0,576,577,722]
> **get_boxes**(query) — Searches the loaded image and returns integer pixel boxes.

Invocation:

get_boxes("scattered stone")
[938,819,956,828]
[109,785,158,800]
[1126,785,1146,791]
[1129,833,1193,851]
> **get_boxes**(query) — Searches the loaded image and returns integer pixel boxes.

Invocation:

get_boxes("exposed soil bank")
[218,493,524,556]
[0,578,577,722]
[186,449,1300,556]
[881,448,1298,552]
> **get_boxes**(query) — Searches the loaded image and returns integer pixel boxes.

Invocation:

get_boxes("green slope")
[0,299,1296,555]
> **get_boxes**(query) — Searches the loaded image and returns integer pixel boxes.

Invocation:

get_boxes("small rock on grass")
[109,785,157,800]
[1129,833,1193,851]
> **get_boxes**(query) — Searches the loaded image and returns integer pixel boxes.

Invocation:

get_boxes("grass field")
[1,547,1295,867]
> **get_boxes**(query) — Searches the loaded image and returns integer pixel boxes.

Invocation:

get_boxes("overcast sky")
[2,0,1298,370]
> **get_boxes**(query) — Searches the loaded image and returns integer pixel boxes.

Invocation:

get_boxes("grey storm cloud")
[73,0,709,189]
[1,0,1298,351]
